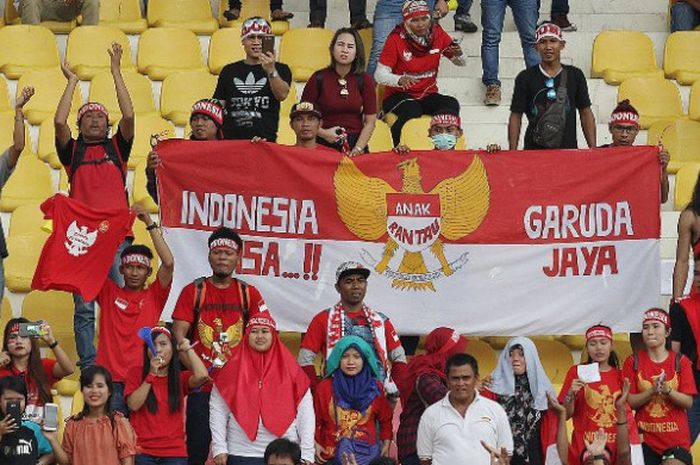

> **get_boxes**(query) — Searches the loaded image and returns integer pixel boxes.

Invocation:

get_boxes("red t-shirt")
[171,278,265,391]
[622,351,697,453]
[125,368,191,457]
[96,279,171,382]
[559,365,641,465]
[301,68,377,135]
[378,24,455,101]
[0,359,59,423]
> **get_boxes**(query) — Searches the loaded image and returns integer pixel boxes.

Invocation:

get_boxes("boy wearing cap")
[94,204,174,415]
[55,42,135,369]
[298,261,407,395]
[508,22,596,151]
[289,102,326,150]
[213,17,292,142]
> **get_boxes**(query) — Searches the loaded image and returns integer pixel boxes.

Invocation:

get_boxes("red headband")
[77,102,109,123]
[121,253,150,267]
[643,309,669,328]
[246,311,276,330]
[535,23,563,42]
[402,0,430,21]
[430,113,461,129]
[585,325,613,342]
[209,238,239,252]
[610,110,640,128]
[191,100,224,127]
[151,326,172,338]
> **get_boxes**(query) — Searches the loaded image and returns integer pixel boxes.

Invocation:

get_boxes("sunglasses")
[545,78,556,100]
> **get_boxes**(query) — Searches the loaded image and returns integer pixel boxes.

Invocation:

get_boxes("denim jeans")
[74,238,131,368]
[111,382,129,416]
[671,1,700,32]
[551,0,568,16]
[688,390,700,443]
[481,0,540,86]
[186,391,211,465]
[136,455,188,465]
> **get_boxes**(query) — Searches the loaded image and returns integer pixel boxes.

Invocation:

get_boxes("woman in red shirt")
[374,0,465,145]
[302,27,377,155]
[0,317,74,424]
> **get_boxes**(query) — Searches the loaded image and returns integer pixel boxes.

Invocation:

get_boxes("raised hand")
[60,61,78,82]
[108,42,124,69]
[15,87,34,109]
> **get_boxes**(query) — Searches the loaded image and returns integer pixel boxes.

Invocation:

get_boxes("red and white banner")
[156,140,661,334]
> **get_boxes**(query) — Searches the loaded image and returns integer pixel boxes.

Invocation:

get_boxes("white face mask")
[431,133,457,150]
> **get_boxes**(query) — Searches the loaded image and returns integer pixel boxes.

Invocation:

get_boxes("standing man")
[288,102,328,151]
[298,262,408,396]
[417,353,513,465]
[309,0,371,28]
[55,43,135,369]
[172,227,268,465]
[213,17,292,142]
[508,22,596,150]
[19,0,98,25]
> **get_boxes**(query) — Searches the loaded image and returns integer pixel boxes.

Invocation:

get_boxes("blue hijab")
[327,336,381,414]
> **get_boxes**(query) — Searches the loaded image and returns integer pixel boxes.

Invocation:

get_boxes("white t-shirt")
[417,391,513,465]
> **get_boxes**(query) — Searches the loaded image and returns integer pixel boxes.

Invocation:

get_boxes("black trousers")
[309,0,366,24]
[382,92,461,145]
[186,391,211,465]
[228,0,283,12]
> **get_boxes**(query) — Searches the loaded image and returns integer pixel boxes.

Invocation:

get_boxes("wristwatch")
[268,69,278,79]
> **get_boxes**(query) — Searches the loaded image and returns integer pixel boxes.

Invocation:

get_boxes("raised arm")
[673,209,694,299]
[614,379,631,465]
[179,338,209,389]
[41,323,75,379]
[55,63,79,148]
[133,204,174,287]
[260,52,289,102]
[109,42,135,141]
[9,87,34,168]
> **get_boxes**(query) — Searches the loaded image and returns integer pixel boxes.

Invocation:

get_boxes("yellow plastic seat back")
[4,234,47,291]
[160,71,217,125]
[649,119,700,173]
[533,339,573,385]
[279,28,335,82]
[674,163,700,210]
[89,71,158,124]
[129,115,176,168]
[17,68,83,125]
[0,155,53,212]
[131,160,159,213]
[368,120,394,152]
[592,31,663,85]
[137,28,207,80]
[0,25,60,79]
[464,338,497,378]
[37,114,80,169]
[147,0,218,34]
[99,0,147,33]
[400,116,466,150]
[208,28,246,74]
[66,26,135,80]
[9,202,48,238]
[689,81,700,122]
[617,77,683,129]
[664,31,700,85]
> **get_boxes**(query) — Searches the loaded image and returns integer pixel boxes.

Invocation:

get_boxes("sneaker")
[271,9,294,21]
[454,14,478,33]
[222,8,240,21]
[484,84,501,106]
[352,18,373,30]
[308,20,325,28]
[552,14,577,31]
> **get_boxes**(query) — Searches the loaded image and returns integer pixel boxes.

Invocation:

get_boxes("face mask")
[431,133,457,150]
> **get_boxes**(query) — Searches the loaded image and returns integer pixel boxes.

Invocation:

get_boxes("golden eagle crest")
[197,317,243,368]
[638,371,679,418]
[333,155,490,291]
[584,384,619,428]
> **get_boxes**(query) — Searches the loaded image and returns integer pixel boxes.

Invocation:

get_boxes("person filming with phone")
[0,318,74,424]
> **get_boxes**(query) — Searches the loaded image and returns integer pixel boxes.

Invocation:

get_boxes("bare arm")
[673,209,695,299]
[172,320,193,368]
[125,370,154,412]
[133,204,174,287]
[352,114,377,155]
[508,112,522,150]
[547,393,568,465]
[120,456,134,465]
[180,338,209,389]
[260,53,290,102]
[37,452,56,465]
[45,433,71,465]
[660,147,670,204]
[627,386,656,409]
[40,324,74,378]
[55,63,79,149]
[579,106,596,148]
[9,87,34,168]
[664,386,694,409]
[109,42,134,141]
[615,380,631,465]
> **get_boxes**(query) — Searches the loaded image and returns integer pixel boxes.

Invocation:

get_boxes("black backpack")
[532,68,568,149]
[69,138,126,185]
[187,277,250,341]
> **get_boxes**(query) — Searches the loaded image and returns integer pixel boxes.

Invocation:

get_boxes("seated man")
[289,102,335,152]
[671,0,700,31]
[19,0,98,25]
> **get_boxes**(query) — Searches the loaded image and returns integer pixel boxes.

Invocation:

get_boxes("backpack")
[69,137,126,185]
[532,68,568,149]
[632,351,683,373]
[187,277,251,341]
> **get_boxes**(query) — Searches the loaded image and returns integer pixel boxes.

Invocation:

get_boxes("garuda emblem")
[333,155,490,291]
[64,221,98,257]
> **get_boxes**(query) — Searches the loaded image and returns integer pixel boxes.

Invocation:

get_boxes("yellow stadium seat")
[664,32,700,85]
[147,0,218,34]
[9,202,48,238]
[37,115,81,169]
[617,77,684,129]
[358,27,372,65]
[464,338,496,377]
[277,121,296,145]
[534,339,573,384]
[59,169,69,193]
[690,81,700,122]
[208,28,246,74]
[99,0,147,33]
[89,71,158,125]
[17,68,83,125]
[2,0,76,32]
[54,379,79,397]
[481,336,510,350]
[131,160,159,213]
[129,115,176,168]
[0,155,53,212]
[71,390,84,415]
[578,341,633,366]
[4,234,46,291]
[0,25,60,79]
[65,26,135,80]
[279,28,335,82]
[279,331,301,357]
[160,71,217,125]
[591,31,664,85]
[649,119,700,173]
[279,82,297,121]
[0,78,11,115]
[368,120,394,152]
[557,335,586,351]
[137,28,207,80]
[0,297,13,332]
[400,116,466,150]
[23,290,75,336]
[674,164,700,210]
[217,0,289,35]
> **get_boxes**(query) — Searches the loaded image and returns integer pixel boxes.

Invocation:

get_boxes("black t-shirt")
[510,64,592,150]
[213,60,293,142]
[670,301,700,391]
[0,425,39,465]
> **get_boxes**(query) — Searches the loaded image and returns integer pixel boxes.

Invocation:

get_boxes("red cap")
[535,23,563,42]
[610,100,640,128]
[191,99,224,127]
[246,311,276,331]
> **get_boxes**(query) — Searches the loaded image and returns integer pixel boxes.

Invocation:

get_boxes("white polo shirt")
[417,391,513,465]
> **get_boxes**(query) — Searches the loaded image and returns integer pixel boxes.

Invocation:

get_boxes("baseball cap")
[290,101,322,120]
[335,261,370,283]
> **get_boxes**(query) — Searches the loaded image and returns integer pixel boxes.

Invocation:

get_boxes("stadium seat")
[89,71,158,124]
[0,297,12,333]
[674,164,700,210]
[400,116,466,150]
[2,0,75,32]
[147,0,218,34]
[279,82,297,121]
[617,77,684,129]
[578,341,633,366]
[648,119,700,173]
[690,81,700,122]
[22,290,74,338]
[464,338,496,377]
[208,28,246,74]
[664,32,700,85]
[99,0,148,33]
[217,0,289,35]
[358,28,372,65]
[0,155,53,212]
[129,115,176,169]
[65,26,135,80]
[0,25,60,79]
[368,120,394,152]
[16,68,83,125]
[0,113,30,157]
[279,331,301,357]
[0,78,11,115]
[557,335,586,351]
[279,28,335,82]
[131,160,159,213]
[4,235,46,291]
[277,121,296,145]
[37,115,81,169]
[160,71,217,125]
[137,28,207,80]
[53,379,79,397]
[9,202,48,238]
[591,31,664,85]
[534,339,573,384]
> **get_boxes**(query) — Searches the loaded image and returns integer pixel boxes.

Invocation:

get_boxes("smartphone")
[6,400,21,426]
[18,322,46,338]
[261,35,275,56]
[43,403,59,432]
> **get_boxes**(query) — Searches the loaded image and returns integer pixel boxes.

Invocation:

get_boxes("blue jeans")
[688,390,700,444]
[111,382,129,416]
[136,455,187,465]
[74,238,131,368]
[399,454,421,465]
[671,2,700,32]
[481,0,540,86]
[551,0,568,16]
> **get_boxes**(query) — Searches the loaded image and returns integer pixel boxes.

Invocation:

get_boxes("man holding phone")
[213,17,292,142]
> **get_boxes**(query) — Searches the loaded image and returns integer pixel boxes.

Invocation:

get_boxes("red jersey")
[559,365,641,465]
[96,279,171,382]
[171,278,265,391]
[0,358,59,423]
[125,368,191,457]
[378,23,455,101]
[622,351,697,453]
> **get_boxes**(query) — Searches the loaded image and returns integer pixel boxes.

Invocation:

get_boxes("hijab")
[327,335,381,414]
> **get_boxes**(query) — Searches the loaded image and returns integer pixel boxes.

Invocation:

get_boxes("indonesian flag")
[31,194,134,301]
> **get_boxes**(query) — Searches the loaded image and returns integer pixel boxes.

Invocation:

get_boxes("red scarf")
[326,302,388,371]
[213,319,310,441]
[678,292,700,370]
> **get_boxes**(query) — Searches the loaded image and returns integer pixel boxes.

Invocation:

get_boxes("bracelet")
[145,373,156,384]
[48,340,59,349]
[146,222,158,231]
[616,421,627,426]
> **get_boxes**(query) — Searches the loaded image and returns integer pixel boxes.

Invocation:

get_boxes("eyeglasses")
[544,78,556,100]
[338,78,349,98]
[611,125,639,134]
